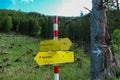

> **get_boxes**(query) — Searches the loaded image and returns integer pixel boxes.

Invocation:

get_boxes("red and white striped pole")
[53,16,59,80]
[53,16,58,40]
[54,65,59,80]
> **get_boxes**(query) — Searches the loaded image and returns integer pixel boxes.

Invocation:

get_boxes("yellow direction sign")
[34,51,74,65]
[40,38,72,51]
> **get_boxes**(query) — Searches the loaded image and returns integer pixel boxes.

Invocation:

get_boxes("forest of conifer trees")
[0,9,120,44]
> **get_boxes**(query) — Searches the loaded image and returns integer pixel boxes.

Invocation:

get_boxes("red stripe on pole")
[54,66,59,74]
[54,30,58,37]
[54,16,58,24]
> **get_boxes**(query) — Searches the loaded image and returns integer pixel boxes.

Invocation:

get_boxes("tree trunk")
[90,0,108,80]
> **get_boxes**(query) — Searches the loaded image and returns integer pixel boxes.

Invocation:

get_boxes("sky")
[0,0,118,17]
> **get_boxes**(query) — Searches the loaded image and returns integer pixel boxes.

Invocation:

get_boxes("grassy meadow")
[0,33,90,80]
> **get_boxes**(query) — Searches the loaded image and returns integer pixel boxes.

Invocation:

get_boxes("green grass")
[0,33,120,80]
[0,33,103,80]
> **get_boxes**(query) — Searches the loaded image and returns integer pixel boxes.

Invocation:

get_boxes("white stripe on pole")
[54,74,59,80]
[54,36,58,40]
[54,24,58,30]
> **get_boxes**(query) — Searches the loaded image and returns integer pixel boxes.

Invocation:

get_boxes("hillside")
[0,33,90,80]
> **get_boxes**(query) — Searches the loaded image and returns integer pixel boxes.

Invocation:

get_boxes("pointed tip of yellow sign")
[34,51,74,66]
[40,38,72,51]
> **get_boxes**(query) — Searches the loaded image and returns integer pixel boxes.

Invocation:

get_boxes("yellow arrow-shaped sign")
[34,51,74,66]
[40,38,72,51]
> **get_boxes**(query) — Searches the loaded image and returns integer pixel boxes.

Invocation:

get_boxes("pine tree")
[5,16,13,32]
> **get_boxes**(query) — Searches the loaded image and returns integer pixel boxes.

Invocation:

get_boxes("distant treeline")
[0,9,120,43]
